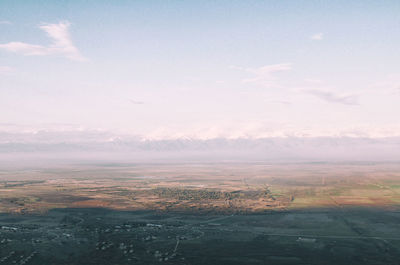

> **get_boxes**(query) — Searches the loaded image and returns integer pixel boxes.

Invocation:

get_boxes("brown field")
[0,162,400,214]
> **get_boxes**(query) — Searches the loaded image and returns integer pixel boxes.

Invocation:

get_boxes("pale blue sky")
[1,1,400,139]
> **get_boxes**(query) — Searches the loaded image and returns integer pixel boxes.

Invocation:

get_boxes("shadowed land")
[1,207,400,265]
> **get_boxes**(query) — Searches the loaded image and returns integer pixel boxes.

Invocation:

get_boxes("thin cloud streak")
[372,74,400,94]
[0,66,14,75]
[311,33,323,40]
[233,63,292,87]
[0,21,87,61]
[301,88,359,105]
[266,100,292,105]
[129,99,145,105]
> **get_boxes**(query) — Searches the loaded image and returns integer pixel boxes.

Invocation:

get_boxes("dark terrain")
[1,207,400,265]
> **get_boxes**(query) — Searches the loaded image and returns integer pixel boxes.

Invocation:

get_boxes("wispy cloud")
[372,74,400,94]
[233,63,292,87]
[0,66,14,75]
[310,33,323,40]
[129,99,145,105]
[0,20,11,25]
[301,87,359,105]
[304,78,323,84]
[0,21,87,61]
[266,100,292,105]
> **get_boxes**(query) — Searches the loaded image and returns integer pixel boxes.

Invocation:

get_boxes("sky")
[1,0,400,140]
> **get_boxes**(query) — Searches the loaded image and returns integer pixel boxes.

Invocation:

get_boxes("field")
[0,162,400,264]
[1,162,400,214]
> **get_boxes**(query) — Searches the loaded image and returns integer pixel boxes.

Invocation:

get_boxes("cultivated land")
[0,162,400,264]
[1,162,400,214]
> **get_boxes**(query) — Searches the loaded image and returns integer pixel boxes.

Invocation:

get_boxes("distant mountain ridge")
[1,131,400,162]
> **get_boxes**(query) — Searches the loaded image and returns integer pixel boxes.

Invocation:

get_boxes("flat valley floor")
[0,162,400,264]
